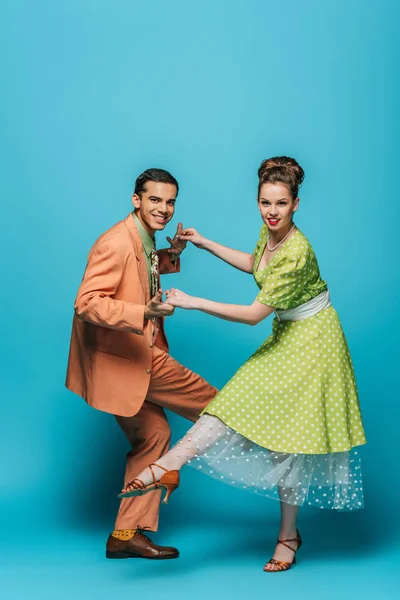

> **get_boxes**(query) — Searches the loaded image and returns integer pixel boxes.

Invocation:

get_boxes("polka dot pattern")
[192,226,366,509]
[255,225,327,309]
[205,307,366,454]
[112,529,136,540]
[187,415,364,510]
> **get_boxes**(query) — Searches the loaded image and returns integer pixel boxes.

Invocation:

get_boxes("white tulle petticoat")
[174,415,364,510]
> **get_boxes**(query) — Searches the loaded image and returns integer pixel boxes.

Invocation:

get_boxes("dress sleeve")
[256,251,308,309]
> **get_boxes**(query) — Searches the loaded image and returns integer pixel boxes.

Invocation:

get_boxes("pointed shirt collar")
[132,212,155,257]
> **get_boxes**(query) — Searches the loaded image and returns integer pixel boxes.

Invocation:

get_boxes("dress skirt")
[187,306,366,510]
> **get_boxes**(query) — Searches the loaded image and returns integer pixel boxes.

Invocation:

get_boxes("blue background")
[1,1,399,598]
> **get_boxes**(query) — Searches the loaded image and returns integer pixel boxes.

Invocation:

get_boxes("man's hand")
[166,222,187,260]
[144,290,175,320]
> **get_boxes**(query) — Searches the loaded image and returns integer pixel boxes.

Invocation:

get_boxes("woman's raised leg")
[120,414,228,494]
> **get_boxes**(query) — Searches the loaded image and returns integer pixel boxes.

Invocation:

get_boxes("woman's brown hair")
[258,156,304,199]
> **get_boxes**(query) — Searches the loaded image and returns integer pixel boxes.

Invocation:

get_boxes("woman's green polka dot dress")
[204,225,366,454]
[189,226,366,510]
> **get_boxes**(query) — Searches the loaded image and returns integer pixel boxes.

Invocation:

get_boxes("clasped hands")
[165,223,206,260]
[144,226,204,319]
[144,288,195,320]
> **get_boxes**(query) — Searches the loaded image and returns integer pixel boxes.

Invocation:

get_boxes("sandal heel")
[160,470,180,504]
[162,483,179,504]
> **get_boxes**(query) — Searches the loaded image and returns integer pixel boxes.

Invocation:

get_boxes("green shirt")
[133,212,155,286]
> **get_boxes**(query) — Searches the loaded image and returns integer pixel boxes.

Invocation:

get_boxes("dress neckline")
[255,225,300,274]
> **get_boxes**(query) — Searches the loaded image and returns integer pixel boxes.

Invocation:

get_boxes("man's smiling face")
[132,181,177,236]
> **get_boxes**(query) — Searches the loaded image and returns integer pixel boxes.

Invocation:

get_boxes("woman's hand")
[144,290,175,319]
[165,288,196,310]
[178,228,208,248]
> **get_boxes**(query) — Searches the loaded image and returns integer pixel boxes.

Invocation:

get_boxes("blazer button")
[146,368,151,374]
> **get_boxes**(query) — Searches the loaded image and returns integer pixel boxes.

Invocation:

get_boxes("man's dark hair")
[134,168,179,197]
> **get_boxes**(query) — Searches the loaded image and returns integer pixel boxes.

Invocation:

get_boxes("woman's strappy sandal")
[263,529,302,572]
[117,463,180,504]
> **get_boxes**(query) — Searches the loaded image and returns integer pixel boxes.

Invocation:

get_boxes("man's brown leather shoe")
[106,530,179,560]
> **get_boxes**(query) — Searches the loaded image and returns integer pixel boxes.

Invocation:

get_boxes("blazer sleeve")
[74,240,145,334]
[157,249,181,274]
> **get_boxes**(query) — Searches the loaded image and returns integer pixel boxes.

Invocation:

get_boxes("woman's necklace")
[267,224,296,252]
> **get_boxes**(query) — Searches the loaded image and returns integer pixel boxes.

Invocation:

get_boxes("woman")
[119,156,366,572]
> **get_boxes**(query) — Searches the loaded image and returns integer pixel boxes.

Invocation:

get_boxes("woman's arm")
[166,288,274,325]
[179,228,254,274]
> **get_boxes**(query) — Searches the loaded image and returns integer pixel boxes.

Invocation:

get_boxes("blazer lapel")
[124,213,150,300]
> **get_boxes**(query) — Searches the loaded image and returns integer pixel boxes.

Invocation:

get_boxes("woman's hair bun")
[258,156,304,198]
[258,156,304,185]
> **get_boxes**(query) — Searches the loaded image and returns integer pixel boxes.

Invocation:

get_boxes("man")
[66,168,217,559]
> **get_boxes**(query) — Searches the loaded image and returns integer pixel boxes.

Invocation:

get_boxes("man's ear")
[132,193,141,210]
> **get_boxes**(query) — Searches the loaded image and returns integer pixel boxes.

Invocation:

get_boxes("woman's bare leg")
[121,415,227,492]
[264,494,300,572]
[121,414,302,571]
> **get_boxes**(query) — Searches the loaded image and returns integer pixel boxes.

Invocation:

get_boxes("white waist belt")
[275,290,331,322]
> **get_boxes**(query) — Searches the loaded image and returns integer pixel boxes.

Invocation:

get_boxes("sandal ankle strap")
[148,463,169,486]
[276,530,302,554]
[276,539,297,553]
[150,463,169,473]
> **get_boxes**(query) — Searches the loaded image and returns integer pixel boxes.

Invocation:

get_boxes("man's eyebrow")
[148,196,176,201]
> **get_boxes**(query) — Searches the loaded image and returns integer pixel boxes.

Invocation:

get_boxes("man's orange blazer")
[65,213,179,417]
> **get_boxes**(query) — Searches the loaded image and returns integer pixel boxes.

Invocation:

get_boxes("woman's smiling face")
[258,182,299,233]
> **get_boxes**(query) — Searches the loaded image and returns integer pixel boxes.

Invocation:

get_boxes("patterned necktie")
[150,248,160,343]
[150,249,159,298]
